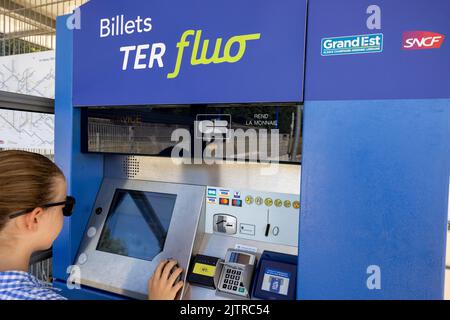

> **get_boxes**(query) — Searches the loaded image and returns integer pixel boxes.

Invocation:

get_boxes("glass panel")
[97,189,177,261]
[0,109,54,161]
[84,104,302,163]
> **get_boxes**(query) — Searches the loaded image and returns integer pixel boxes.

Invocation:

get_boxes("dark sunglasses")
[9,196,76,219]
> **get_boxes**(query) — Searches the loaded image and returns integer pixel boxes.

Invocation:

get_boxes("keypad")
[220,267,246,296]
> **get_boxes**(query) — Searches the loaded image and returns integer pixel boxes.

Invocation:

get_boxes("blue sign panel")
[305,0,450,100]
[72,0,307,106]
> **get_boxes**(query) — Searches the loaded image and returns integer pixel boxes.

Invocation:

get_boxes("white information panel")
[205,186,300,247]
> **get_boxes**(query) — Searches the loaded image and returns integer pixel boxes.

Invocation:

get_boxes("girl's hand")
[148,259,184,300]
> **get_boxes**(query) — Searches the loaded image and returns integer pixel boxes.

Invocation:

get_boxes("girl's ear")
[20,208,44,231]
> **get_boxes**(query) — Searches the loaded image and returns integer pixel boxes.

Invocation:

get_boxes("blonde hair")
[0,150,64,231]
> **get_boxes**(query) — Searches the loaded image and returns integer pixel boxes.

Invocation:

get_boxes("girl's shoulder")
[0,270,66,300]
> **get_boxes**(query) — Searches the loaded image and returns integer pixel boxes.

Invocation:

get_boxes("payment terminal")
[216,249,257,299]
[252,251,297,300]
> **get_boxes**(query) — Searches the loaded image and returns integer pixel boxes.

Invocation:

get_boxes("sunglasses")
[9,196,76,219]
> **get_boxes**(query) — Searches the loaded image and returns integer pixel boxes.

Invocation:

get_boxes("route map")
[0,51,55,153]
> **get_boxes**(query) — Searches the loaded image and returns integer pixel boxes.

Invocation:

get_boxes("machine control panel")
[205,186,300,247]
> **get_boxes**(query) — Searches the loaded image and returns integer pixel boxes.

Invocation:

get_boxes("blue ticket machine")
[53,0,450,300]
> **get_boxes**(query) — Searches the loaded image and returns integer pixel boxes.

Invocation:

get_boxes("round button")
[293,201,300,209]
[264,198,273,207]
[274,199,282,207]
[77,253,88,265]
[95,207,103,215]
[284,200,291,208]
[87,227,97,238]
[245,195,254,205]
[255,197,263,206]
[273,226,280,236]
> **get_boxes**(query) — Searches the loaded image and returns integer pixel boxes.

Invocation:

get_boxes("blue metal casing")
[298,0,450,299]
[53,0,450,300]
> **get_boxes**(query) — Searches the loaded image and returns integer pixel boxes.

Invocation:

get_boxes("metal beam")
[0,0,56,30]
[1,28,53,39]
[0,90,54,113]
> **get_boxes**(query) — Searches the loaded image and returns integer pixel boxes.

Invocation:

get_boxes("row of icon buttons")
[244,196,300,209]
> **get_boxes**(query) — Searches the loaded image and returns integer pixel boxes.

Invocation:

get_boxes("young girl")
[0,150,183,300]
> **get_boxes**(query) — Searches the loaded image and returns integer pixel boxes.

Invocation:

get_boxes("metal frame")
[75,178,205,300]
[0,0,89,56]
[0,90,53,113]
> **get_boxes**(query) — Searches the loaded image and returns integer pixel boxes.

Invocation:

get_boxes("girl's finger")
[171,280,184,296]
[153,260,168,281]
[168,267,183,287]
[161,260,178,281]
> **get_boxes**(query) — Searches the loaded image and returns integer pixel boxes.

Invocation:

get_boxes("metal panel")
[75,178,205,299]
[53,15,104,282]
[73,0,307,105]
[105,155,301,195]
[298,99,450,299]
[0,90,53,113]
[305,0,450,100]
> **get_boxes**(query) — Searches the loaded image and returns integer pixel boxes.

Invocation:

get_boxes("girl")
[0,150,183,300]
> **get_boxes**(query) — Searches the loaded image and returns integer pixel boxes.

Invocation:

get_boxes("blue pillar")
[298,0,450,299]
[53,15,104,282]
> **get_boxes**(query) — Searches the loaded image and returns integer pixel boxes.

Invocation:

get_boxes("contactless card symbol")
[269,277,282,293]
[232,199,242,207]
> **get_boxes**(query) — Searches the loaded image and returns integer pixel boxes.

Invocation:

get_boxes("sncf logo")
[402,31,445,50]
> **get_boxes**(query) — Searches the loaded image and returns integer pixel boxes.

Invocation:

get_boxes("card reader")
[187,254,222,289]
[252,250,297,300]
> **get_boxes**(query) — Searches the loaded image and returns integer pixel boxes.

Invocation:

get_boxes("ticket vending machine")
[71,154,301,300]
[61,102,302,300]
[54,0,450,300]
[53,0,308,300]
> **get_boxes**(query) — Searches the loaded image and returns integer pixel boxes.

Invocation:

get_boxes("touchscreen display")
[97,189,176,261]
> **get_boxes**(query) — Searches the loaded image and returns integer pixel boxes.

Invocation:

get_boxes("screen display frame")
[96,189,177,262]
[74,178,205,299]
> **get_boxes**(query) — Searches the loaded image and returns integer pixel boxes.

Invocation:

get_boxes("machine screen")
[97,189,176,261]
[230,252,251,265]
